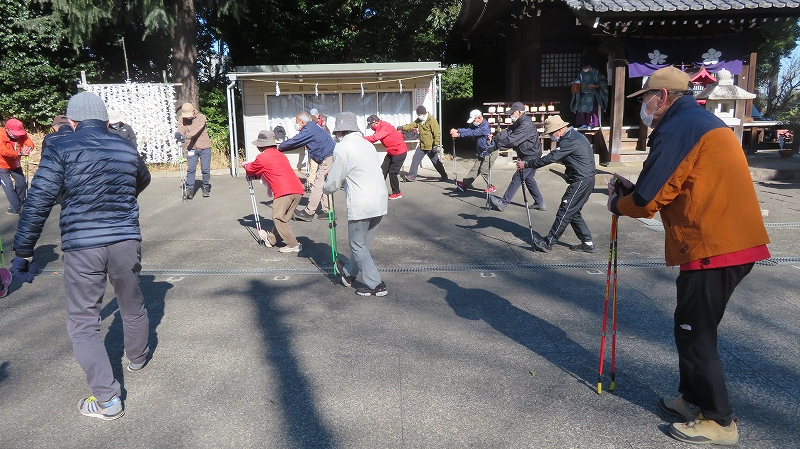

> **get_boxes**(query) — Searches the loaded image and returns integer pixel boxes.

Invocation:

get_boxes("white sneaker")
[279,243,302,253]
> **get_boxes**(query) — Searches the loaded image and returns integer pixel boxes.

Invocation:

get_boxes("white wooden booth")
[226,62,445,176]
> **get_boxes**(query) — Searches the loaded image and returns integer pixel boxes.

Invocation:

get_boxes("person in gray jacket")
[323,112,389,297]
[12,92,151,421]
[516,115,596,253]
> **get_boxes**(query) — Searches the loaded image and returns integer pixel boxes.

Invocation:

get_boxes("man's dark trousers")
[544,176,593,244]
[501,167,544,206]
[674,263,753,426]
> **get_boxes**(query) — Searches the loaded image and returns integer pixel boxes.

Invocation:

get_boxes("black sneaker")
[316,211,329,220]
[6,207,19,215]
[293,209,314,222]
[528,203,547,211]
[202,186,210,197]
[533,235,552,253]
[356,281,388,297]
[570,242,596,253]
[335,260,354,287]
[185,188,194,200]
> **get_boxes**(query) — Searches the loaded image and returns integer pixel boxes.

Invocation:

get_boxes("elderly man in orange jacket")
[0,118,34,214]
[609,67,770,446]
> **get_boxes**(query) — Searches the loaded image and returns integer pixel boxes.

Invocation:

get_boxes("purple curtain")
[626,37,746,78]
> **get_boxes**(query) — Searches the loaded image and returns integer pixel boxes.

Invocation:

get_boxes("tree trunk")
[172,0,197,109]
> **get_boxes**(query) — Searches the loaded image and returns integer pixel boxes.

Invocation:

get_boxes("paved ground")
[0,150,799,448]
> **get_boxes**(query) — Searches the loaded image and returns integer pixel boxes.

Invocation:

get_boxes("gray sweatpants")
[343,216,383,289]
[63,240,150,402]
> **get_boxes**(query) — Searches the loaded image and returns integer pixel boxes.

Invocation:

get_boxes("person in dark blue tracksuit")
[488,102,547,211]
[517,115,596,253]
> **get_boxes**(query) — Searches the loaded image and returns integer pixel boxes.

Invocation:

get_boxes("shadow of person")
[456,212,538,247]
[429,275,597,390]
[103,274,171,391]
[31,244,60,269]
[0,361,8,384]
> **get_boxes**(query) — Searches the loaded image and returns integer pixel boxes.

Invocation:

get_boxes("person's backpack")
[273,125,287,142]
[401,128,419,141]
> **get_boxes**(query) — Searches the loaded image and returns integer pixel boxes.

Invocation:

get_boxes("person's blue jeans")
[186,148,211,192]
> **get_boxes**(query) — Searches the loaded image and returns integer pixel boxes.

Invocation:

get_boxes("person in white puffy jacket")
[323,112,388,297]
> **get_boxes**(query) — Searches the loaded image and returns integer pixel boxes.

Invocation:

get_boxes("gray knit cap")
[66,92,108,122]
[333,112,360,133]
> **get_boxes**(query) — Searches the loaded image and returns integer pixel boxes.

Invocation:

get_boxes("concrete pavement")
[0,154,798,448]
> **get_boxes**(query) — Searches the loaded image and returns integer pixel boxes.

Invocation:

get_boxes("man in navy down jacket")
[13,92,152,421]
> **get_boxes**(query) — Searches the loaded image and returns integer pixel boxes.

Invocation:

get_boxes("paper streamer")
[275,81,280,96]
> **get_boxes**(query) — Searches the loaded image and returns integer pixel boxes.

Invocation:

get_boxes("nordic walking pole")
[609,183,621,392]
[597,213,617,394]
[598,179,621,394]
[518,168,535,245]
[485,149,494,210]
[247,176,267,246]
[452,138,457,187]
[327,194,338,274]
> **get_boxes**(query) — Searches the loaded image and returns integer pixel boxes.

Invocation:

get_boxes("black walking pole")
[518,168,535,245]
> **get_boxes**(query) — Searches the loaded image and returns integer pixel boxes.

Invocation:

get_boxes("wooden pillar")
[739,52,757,121]
[608,59,626,162]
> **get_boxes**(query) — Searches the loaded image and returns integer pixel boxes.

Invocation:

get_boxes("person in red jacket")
[364,115,408,200]
[243,130,305,253]
[0,118,35,214]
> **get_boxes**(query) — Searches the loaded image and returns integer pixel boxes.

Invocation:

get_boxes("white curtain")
[378,92,413,128]
[266,94,304,138]
[304,94,339,132]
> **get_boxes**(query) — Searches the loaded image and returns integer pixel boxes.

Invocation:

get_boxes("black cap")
[416,105,427,115]
[509,102,525,112]
[367,114,380,126]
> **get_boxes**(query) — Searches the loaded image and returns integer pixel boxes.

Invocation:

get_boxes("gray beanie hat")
[66,92,108,122]
[333,112,360,133]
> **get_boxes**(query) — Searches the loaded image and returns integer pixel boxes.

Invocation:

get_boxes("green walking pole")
[327,194,338,275]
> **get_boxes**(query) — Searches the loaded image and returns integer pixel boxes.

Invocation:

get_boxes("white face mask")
[582,68,590,72]
[510,112,519,122]
[294,122,301,131]
[639,95,660,128]
[550,134,559,142]
[418,114,427,122]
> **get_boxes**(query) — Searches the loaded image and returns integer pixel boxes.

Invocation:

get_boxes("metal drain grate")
[36,257,798,277]
[764,222,800,228]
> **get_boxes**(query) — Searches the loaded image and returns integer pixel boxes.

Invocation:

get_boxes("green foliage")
[0,0,100,129]
[756,20,800,117]
[199,83,229,154]
[442,64,473,101]
[220,0,461,65]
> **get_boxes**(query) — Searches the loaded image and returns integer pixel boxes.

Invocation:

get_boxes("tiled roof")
[564,0,800,13]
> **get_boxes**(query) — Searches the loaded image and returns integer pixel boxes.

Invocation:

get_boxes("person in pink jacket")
[364,115,408,200]
[243,130,305,253]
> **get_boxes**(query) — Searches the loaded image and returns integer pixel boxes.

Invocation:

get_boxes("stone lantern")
[695,69,756,142]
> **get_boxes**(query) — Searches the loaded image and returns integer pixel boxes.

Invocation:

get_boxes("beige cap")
[627,66,691,98]
[543,115,569,135]
[181,103,195,118]
[252,130,278,147]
